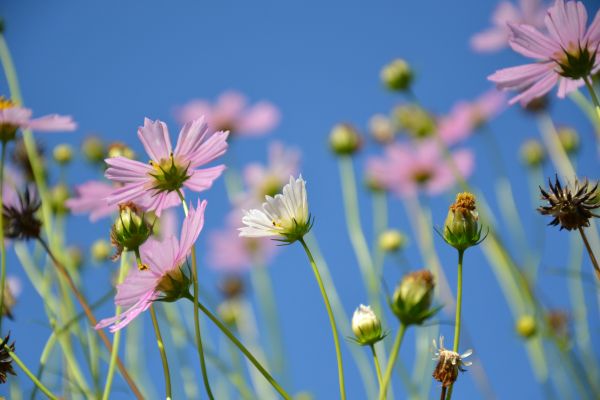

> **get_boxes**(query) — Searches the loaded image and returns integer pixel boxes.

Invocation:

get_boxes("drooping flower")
[239,175,312,243]
[432,336,473,388]
[437,90,507,145]
[66,180,115,222]
[471,0,547,52]
[174,91,280,137]
[366,140,474,198]
[95,200,207,332]
[488,0,600,105]
[0,97,76,142]
[105,117,228,216]
[538,176,599,230]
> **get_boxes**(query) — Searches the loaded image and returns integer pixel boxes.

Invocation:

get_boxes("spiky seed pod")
[2,187,42,240]
[0,334,16,384]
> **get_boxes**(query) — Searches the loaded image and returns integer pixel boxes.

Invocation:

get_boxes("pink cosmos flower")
[174,91,280,137]
[488,0,600,105]
[105,117,228,216]
[66,180,115,222]
[95,200,207,332]
[0,98,76,133]
[366,140,474,198]
[438,90,507,145]
[471,0,547,52]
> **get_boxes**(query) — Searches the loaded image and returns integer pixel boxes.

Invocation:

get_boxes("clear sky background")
[0,0,599,399]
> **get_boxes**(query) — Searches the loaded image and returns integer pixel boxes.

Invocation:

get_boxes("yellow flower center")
[0,97,16,110]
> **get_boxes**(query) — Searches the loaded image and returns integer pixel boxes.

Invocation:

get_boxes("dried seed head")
[432,336,472,388]
[2,187,42,241]
[0,334,16,384]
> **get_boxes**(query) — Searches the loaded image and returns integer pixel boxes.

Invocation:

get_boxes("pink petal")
[471,28,511,52]
[174,117,210,159]
[488,62,553,90]
[176,199,207,262]
[508,23,559,59]
[184,130,229,169]
[105,157,153,183]
[27,114,77,132]
[183,165,225,192]
[508,70,559,104]
[238,102,281,135]
[138,118,172,162]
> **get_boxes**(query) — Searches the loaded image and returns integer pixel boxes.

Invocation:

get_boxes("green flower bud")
[378,229,406,252]
[329,123,362,156]
[50,183,70,215]
[108,142,136,159]
[351,304,386,346]
[218,299,242,326]
[516,315,537,339]
[381,59,413,91]
[110,203,152,267]
[53,144,73,165]
[82,135,106,164]
[393,104,436,139]
[520,139,545,168]
[369,114,395,144]
[91,239,112,263]
[557,126,579,154]
[392,269,436,325]
[442,192,484,252]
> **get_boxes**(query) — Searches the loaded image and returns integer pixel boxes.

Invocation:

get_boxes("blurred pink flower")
[105,117,227,216]
[488,0,600,105]
[366,140,474,198]
[174,91,280,137]
[438,90,507,145]
[96,200,206,332]
[66,180,115,222]
[471,0,547,52]
[0,99,76,132]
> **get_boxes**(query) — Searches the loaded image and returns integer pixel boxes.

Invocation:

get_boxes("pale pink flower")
[66,180,115,222]
[438,90,507,145]
[174,91,280,137]
[95,200,207,332]
[471,0,547,52]
[0,99,76,132]
[488,0,600,105]
[105,117,228,216]
[366,140,474,198]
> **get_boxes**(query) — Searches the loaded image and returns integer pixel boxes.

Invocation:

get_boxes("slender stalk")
[440,386,447,400]
[150,305,172,400]
[5,343,59,400]
[101,255,128,400]
[583,75,600,123]
[37,238,144,399]
[183,294,292,400]
[446,250,465,400]
[370,344,383,388]
[0,142,7,334]
[298,237,346,400]
[578,227,600,282]
[176,189,214,399]
[378,323,407,400]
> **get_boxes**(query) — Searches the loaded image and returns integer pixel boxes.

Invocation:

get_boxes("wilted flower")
[2,186,42,241]
[538,176,599,230]
[351,304,386,346]
[174,91,280,137]
[488,0,600,105]
[516,315,538,338]
[105,117,228,216]
[0,334,16,384]
[329,123,362,156]
[380,59,413,91]
[393,104,436,139]
[432,336,472,388]
[96,200,206,332]
[520,139,546,167]
[378,229,407,252]
[239,176,312,244]
[442,192,485,252]
[110,202,153,267]
[392,269,437,325]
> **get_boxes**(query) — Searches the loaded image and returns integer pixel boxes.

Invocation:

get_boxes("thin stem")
[101,255,128,400]
[150,305,172,400]
[0,142,7,334]
[378,323,407,400]
[298,237,346,400]
[176,189,214,399]
[578,227,600,282]
[5,343,58,400]
[440,386,447,400]
[37,238,144,399]
[183,294,292,400]
[446,250,465,400]
[583,75,600,123]
[370,344,383,388]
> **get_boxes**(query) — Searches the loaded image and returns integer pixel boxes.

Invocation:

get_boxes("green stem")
[446,250,465,400]
[0,142,7,334]
[583,75,600,124]
[370,344,383,388]
[298,237,346,400]
[183,294,291,400]
[6,343,58,400]
[578,227,600,282]
[176,189,214,399]
[150,306,172,400]
[378,323,407,400]
[101,255,128,400]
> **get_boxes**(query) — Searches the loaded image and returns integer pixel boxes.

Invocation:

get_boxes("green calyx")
[148,153,190,193]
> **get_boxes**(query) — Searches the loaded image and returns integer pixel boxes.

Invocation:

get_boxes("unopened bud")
[218,299,242,326]
[351,304,385,346]
[110,203,152,266]
[381,59,413,91]
[378,229,406,252]
[50,183,70,215]
[516,315,537,339]
[392,269,436,325]
[520,139,545,167]
[369,114,395,144]
[108,142,136,159]
[329,123,361,155]
[91,239,112,263]
[557,126,579,154]
[82,136,105,164]
[393,104,435,139]
[442,192,484,252]
[53,144,73,165]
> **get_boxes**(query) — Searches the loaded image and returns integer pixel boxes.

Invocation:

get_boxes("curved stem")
[578,227,600,282]
[0,142,7,333]
[446,250,465,400]
[370,344,383,388]
[298,237,346,400]
[176,189,214,399]
[378,323,407,400]
[150,305,172,400]
[5,343,58,400]
[183,294,292,400]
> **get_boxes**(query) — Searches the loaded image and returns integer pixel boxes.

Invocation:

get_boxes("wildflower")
[110,202,153,266]
[432,336,472,387]
[471,0,547,52]
[538,176,600,230]
[369,114,395,144]
[351,304,386,346]
[82,135,106,164]
[0,334,16,384]
[392,270,437,326]
[95,200,207,332]
[174,91,280,137]
[488,0,600,105]
[520,139,546,167]
[329,123,362,156]
[2,186,42,241]
[437,90,507,145]
[66,180,115,222]
[0,97,76,142]
[105,118,227,216]
[366,140,474,198]
[53,144,73,165]
[516,315,538,338]
[380,59,413,91]
[239,176,312,244]
[393,104,436,139]
[442,192,485,251]
[378,229,407,252]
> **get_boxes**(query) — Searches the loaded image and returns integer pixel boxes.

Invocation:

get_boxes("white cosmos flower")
[239,175,311,243]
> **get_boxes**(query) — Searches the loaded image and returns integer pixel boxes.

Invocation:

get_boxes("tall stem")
[578,227,600,282]
[446,250,465,400]
[183,294,292,400]
[583,76,600,123]
[5,343,58,400]
[0,142,7,333]
[378,323,407,400]
[370,344,383,388]
[150,305,172,400]
[298,237,346,400]
[176,189,214,399]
